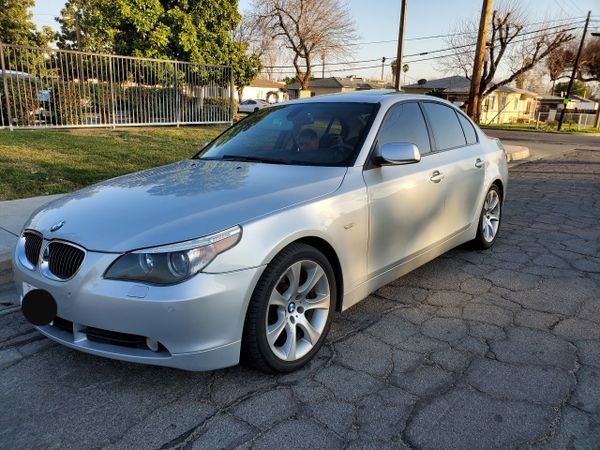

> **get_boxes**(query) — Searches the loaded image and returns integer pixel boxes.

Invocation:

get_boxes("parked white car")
[238,99,270,113]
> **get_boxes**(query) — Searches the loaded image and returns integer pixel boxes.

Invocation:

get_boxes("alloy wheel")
[481,189,501,243]
[265,260,330,362]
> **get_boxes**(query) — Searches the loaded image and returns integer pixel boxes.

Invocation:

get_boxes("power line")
[270,15,592,52]
[343,14,590,47]
[263,20,585,70]
[404,25,583,64]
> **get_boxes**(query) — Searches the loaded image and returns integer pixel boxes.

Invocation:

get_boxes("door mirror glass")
[379,143,421,165]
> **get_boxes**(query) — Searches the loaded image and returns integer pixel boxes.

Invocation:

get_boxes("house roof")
[287,77,389,91]
[570,94,597,103]
[250,79,285,89]
[403,75,541,98]
[539,94,564,101]
[540,94,598,103]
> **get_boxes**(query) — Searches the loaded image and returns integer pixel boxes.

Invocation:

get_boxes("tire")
[472,184,502,249]
[254,107,259,112]
[242,243,336,373]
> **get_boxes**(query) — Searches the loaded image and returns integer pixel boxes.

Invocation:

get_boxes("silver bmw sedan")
[13,91,507,373]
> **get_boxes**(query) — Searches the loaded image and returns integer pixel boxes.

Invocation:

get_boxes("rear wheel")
[472,185,502,249]
[242,243,335,373]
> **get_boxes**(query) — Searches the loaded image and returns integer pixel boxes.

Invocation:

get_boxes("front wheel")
[242,243,335,373]
[472,185,502,249]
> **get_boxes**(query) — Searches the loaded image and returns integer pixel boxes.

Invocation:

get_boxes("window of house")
[421,102,467,150]
[377,102,431,154]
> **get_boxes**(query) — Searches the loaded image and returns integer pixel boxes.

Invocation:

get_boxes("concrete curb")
[504,145,530,162]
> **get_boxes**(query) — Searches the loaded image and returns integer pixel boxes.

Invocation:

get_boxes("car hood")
[26,160,347,252]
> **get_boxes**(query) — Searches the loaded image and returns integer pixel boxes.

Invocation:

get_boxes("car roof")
[283,90,456,108]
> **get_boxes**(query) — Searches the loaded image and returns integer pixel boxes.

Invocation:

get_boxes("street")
[1,144,600,449]
[485,128,600,161]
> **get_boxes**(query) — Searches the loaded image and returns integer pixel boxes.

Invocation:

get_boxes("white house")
[237,79,287,103]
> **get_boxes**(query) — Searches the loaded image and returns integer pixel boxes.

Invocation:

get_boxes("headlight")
[104,225,241,284]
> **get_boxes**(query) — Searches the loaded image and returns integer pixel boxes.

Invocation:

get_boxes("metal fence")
[537,110,599,130]
[0,43,234,130]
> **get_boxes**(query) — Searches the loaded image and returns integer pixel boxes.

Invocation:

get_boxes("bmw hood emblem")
[50,220,66,232]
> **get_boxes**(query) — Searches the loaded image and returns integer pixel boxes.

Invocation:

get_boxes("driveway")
[1,148,599,449]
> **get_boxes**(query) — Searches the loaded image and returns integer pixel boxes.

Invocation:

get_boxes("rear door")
[420,102,486,236]
[363,101,447,277]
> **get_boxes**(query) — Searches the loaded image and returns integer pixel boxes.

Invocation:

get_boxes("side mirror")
[378,143,421,166]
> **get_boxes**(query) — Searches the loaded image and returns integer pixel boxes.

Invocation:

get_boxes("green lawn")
[0,126,227,200]
[482,122,600,134]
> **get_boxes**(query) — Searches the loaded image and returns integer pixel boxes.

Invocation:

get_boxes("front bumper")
[13,249,265,371]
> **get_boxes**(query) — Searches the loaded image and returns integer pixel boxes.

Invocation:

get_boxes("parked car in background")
[238,99,270,113]
[13,91,507,373]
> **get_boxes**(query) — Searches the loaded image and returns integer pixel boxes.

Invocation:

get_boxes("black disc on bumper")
[22,289,57,326]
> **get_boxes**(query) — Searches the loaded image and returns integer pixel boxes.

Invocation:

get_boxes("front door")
[363,102,447,277]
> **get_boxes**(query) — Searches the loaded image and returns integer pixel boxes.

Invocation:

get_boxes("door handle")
[475,158,484,168]
[430,170,444,183]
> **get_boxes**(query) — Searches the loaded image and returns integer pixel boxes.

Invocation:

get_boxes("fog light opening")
[146,337,159,352]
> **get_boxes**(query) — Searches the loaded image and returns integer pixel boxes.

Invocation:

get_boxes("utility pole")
[557,11,591,131]
[467,0,493,122]
[381,57,386,81]
[393,0,407,91]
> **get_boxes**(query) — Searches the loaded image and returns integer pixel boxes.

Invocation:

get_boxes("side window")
[421,102,466,150]
[377,102,431,154]
[456,112,477,145]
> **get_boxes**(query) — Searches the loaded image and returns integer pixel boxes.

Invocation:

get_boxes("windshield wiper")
[219,155,292,165]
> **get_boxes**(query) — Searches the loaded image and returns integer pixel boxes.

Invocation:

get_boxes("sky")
[32,0,599,84]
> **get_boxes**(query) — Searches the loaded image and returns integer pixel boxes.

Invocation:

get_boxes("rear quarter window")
[456,112,478,145]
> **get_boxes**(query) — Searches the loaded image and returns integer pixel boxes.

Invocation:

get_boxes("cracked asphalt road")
[1,148,600,449]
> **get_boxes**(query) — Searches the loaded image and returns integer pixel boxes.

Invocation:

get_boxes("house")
[540,94,599,112]
[237,79,287,103]
[402,75,541,124]
[286,77,390,99]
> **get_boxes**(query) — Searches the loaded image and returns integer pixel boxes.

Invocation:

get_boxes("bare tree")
[233,13,281,80]
[251,0,356,90]
[442,1,575,120]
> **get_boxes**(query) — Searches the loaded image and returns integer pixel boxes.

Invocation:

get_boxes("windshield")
[196,102,378,166]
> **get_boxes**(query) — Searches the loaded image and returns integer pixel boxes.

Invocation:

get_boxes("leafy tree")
[56,0,261,92]
[230,43,262,100]
[56,0,114,52]
[0,0,56,47]
[554,80,588,97]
